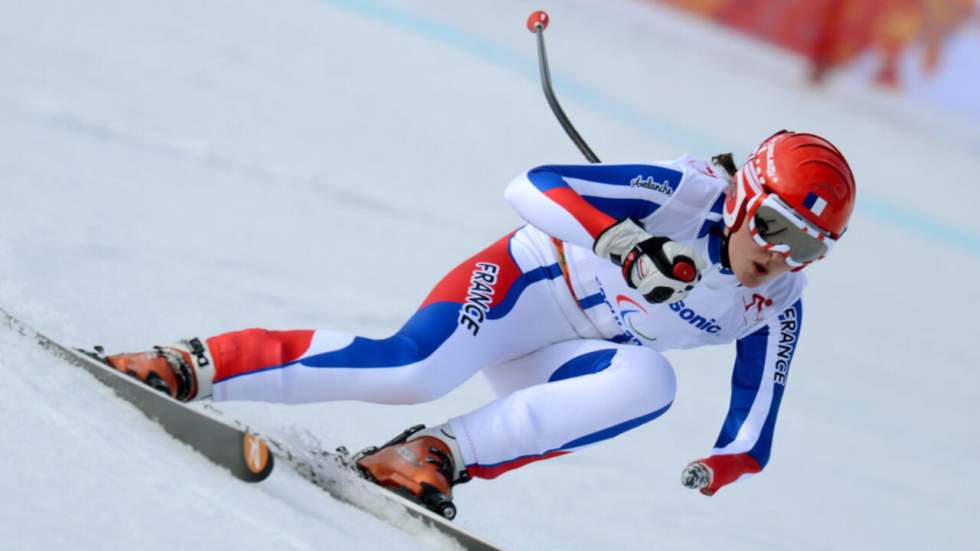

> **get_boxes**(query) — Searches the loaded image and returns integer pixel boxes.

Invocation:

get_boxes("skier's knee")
[619,347,677,408]
[651,357,677,405]
[650,356,677,407]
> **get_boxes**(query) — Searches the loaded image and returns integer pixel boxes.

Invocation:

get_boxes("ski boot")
[355,424,470,520]
[90,338,214,402]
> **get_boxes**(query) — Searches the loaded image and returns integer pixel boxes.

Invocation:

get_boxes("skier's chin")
[733,261,770,288]
[735,270,763,288]
[727,223,786,288]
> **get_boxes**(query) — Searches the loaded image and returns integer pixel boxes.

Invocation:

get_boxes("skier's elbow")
[503,171,532,208]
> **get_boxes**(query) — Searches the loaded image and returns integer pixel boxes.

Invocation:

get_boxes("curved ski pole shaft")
[528,10,601,164]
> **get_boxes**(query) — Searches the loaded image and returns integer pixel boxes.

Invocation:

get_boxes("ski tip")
[526,10,549,33]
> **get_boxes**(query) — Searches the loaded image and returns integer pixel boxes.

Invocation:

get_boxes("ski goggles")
[745,193,837,268]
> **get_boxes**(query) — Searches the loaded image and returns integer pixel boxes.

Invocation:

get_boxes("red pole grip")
[526,10,549,33]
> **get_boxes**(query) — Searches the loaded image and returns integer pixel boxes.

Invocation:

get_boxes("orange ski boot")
[356,424,469,520]
[99,338,214,402]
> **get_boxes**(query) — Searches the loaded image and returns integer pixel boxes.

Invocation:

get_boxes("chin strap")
[720,230,732,271]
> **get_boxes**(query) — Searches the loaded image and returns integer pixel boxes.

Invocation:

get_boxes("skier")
[104,130,855,512]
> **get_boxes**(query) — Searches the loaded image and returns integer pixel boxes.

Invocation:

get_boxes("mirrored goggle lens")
[753,204,829,264]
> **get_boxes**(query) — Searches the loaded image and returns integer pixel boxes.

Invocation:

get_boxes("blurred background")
[659,0,980,123]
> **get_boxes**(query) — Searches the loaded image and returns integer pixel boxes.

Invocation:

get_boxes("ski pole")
[526,10,601,164]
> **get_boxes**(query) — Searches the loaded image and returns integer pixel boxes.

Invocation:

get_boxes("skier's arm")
[505,164,703,303]
[504,164,680,250]
[682,299,803,495]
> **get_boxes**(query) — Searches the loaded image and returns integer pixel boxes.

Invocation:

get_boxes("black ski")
[259,434,503,551]
[1,306,502,550]
[0,306,274,482]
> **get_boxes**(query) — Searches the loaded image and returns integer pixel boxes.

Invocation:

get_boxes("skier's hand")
[680,461,714,495]
[681,454,762,496]
[593,218,704,304]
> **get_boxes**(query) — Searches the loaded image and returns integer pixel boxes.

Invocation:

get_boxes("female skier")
[104,130,856,515]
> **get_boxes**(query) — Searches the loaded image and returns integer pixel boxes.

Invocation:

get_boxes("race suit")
[206,155,805,487]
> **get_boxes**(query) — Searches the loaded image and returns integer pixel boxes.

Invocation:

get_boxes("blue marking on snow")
[856,197,980,256]
[318,0,710,150]
[320,0,980,259]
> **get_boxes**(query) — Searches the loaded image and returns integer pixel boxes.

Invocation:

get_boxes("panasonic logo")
[669,300,722,333]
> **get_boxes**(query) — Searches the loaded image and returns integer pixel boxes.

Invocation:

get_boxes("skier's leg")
[450,340,677,479]
[205,229,583,404]
[354,339,674,508]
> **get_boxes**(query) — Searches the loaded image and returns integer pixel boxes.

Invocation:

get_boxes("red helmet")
[724,131,856,240]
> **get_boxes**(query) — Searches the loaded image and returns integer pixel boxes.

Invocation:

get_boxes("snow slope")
[1,0,978,549]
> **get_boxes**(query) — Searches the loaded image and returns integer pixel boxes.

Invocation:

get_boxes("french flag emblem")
[803,192,827,216]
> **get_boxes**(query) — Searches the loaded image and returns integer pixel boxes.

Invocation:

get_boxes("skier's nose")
[766,250,787,268]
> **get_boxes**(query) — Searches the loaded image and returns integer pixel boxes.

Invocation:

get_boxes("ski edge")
[258,437,504,551]
[0,306,274,482]
[1,306,503,551]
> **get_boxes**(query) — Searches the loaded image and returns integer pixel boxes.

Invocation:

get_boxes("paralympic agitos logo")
[616,295,657,341]
[615,295,723,339]
[598,280,725,343]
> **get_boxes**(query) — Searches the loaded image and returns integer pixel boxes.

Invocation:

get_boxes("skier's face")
[728,221,791,288]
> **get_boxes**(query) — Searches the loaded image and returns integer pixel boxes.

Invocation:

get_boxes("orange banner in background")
[656,0,978,87]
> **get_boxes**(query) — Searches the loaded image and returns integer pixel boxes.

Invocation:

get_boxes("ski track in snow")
[1,0,979,549]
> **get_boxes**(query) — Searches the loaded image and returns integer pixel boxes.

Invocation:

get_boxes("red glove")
[680,453,762,496]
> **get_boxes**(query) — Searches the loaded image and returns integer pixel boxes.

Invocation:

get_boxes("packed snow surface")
[1,1,978,549]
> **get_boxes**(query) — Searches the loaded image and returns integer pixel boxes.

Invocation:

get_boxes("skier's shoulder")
[652,154,729,216]
[671,154,729,188]
[626,154,727,238]
[628,153,726,184]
